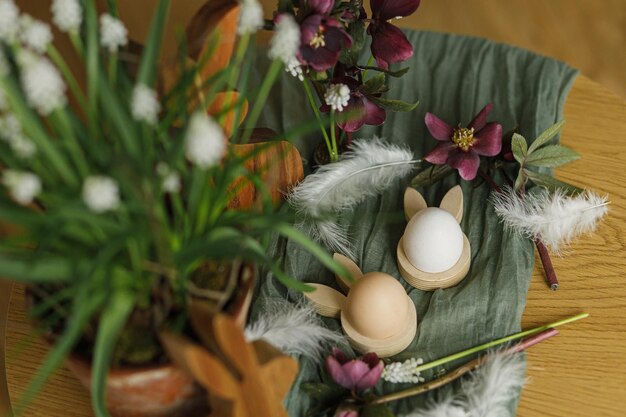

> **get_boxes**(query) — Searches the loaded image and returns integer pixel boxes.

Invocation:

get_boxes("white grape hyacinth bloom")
[131,84,161,125]
[324,83,350,112]
[268,14,300,65]
[382,357,425,384]
[184,112,226,169]
[19,15,53,53]
[3,170,42,205]
[0,0,20,42]
[156,163,181,194]
[237,0,264,35]
[285,57,304,81]
[99,13,128,53]
[51,0,82,33]
[82,176,120,213]
[19,51,67,115]
[11,135,36,159]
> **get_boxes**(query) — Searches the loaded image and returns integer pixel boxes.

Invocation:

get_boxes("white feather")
[244,299,346,360]
[491,186,609,253]
[289,138,416,257]
[405,353,526,417]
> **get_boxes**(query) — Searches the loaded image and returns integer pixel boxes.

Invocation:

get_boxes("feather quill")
[289,138,417,256]
[491,186,609,253]
[244,299,346,360]
[406,353,526,417]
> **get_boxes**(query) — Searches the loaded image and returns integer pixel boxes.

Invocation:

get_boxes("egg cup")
[397,186,472,291]
[304,254,417,358]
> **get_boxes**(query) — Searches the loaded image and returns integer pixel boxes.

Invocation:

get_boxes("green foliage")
[367,96,419,112]
[411,164,454,188]
[510,121,581,192]
[340,20,366,67]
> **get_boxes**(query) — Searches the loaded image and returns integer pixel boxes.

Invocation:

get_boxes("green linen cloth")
[248,30,578,416]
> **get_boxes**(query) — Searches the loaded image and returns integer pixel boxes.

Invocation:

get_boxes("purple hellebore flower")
[423,103,503,181]
[299,14,352,72]
[307,0,334,15]
[320,76,386,132]
[325,347,384,391]
[368,0,421,69]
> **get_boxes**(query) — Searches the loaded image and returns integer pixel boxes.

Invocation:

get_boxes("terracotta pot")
[65,356,209,417]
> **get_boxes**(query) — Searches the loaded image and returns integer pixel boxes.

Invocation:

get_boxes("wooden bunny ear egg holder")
[304,254,417,358]
[397,186,471,291]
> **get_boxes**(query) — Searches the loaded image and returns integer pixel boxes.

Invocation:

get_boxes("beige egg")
[345,272,408,339]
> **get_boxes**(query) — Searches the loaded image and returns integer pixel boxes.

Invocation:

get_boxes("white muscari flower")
[268,14,300,65]
[2,170,41,205]
[382,357,425,384]
[131,84,160,125]
[0,0,20,42]
[51,0,82,33]
[0,114,21,141]
[99,13,128,53]
[184,112,226,169]
[82,176,120,213]
[237,0,264,35]
[19,52,67,115]
[11,135,36,158]
[285,57,304,81]
[324,83,350,112]
[19,15,53,53]
[156,163,181,193]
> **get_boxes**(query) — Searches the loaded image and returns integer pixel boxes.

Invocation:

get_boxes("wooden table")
[1,74,625,416]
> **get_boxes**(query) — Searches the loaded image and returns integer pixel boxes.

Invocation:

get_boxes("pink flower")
[325,348,383,391]
[423,104,503,181]
[368,0,421,69]
[335,407,359,417]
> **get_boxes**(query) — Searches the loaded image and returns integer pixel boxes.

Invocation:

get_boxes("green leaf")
[362,72,387,95]
[367,96,418,112]
[137,0,171,85]
[301,382,348,404]
[361,404,396,417]
[410,164,454,188]
[527,120,565,153]
[524,145,580,167]
[91,286,135,417]
[358,66,410,78]
[523,169,584,194]
[511,133,528,165]
[0,256,82,283]
[514,169,525,192]
[339,20,365,67]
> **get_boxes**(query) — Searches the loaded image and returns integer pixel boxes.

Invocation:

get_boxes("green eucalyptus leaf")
[411,164,454,188]
[361,404,396,417]
[367,96,418,112]
[358,66,410,77]
[301,382,347,403]
[523,169,584,194]
[527,120,565,153]
[514,169,526,192]
[511,133,527,165]
[524,145,580,167]
[362,72,387,95]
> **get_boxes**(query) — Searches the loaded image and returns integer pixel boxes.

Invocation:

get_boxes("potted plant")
[0,0,342,415]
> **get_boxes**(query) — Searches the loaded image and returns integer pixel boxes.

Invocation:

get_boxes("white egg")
[403,207,464,273]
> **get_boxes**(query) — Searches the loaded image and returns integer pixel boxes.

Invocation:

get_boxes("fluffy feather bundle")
[491,186,608,253]
[289,138,416,256]
[244,299,345,360]
[406,353,526,417]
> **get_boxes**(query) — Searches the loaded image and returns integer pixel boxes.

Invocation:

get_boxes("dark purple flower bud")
[325,348,383,391]
[369,22,413,70]
[371,0,421,21]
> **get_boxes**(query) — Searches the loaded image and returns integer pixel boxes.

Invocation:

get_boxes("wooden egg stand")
[303,255,417,358]
[397,186,471,291]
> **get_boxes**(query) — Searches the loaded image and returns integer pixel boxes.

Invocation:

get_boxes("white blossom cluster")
[19,15,53,53]
[285,57,304,81]
[237,0,264,35]
[0,0,20,42]
[51,0,82,33]
[99,13,128,53]
[82,176,120,213]
[268,14,300,65]
[156,163,181,194]
[324,83,350,112]
[184,112,226,169]
[382,357,425,384]
[18,51,67,115]
[0,114,36,158]
[2,170,41,205]
[131,84,161,125]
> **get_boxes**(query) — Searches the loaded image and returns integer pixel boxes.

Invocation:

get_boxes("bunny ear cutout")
[439,185,464,223]
[333,253,363,292]
[253,340,299,400]
[208,91,249,138]
[404,187,428,220]
[303,284,346,318]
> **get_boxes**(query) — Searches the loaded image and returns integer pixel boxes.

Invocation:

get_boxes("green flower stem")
[52,110,90,178]
[413,312,589,374]
[240,59,282,144]
[216,33,250,124]
[329,110,339,162]
[303,79,333,153]
[47,46,88,112]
